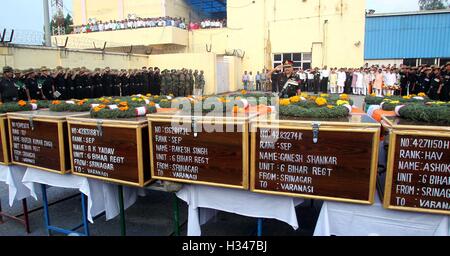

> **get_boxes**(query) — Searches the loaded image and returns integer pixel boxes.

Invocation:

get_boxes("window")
[273,52,312,70]
[403,59,417,67]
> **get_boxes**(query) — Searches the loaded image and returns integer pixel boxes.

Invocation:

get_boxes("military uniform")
[166,71,173,96]
[441,65,450,102]
[54,71,68,100]
[179,71,186,97]
[39,68,54,100]
[0,66,19,102]
[14,71,28,101]
[102,70,114,96]
[188,70,194,96]
[120,72,130,96]
[160,70,167,95]
[92,69,104,98]
[25,73,42,100]
[198,71,205,95]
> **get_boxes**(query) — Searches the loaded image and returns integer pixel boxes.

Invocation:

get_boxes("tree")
[65,14,74,34]
[418,0,449,10]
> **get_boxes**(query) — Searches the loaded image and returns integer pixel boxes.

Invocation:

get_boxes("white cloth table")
[0,165,31,207]
[22,167,140,223]
[177,185,303,236]
[314,196,449,236]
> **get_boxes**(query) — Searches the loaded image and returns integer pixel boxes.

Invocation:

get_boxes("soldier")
[141,67,149,94]
[148,67,154,94]
[172,70,180,97]
[160,70,167,95]
[179,69,186,97]
[111,69,121,96]
[440,62,450,102]
[120,69,130,96]
[52,67,67,100]
[193,70,200,95]
[14,69,28,101]
[102,67,114,96]
[25,69,43,100]
[65,68,76,100]
[199,70,205,95]
[0,66,19,103]
[152,67,161,95]
[73,68,84,99]
[188,69,194,96]
[39,67,55,100]
[165,69,173,96]
[92,68,103,98]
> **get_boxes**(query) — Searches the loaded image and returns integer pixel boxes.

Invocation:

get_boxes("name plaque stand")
[382,116,450,215]
[7,110,87,174]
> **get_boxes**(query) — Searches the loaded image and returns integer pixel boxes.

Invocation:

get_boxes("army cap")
[40,66,49,72]
[14,69,22,74]
[3,66,13,73]
[445,62,450,67]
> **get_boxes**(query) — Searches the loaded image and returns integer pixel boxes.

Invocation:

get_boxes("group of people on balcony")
[71,16,227,34]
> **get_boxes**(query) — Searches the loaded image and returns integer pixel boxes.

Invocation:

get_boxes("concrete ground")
[0,95,365,236]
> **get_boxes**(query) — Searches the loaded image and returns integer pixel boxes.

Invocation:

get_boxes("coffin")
[382,116,450,215]
[147,112,256,189]
[7,110,86,174]
[250,114,381,205]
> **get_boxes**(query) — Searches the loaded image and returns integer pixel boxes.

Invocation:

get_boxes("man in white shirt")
[320,66,330,93]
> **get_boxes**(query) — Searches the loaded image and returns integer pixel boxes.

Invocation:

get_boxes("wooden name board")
[0,115,11,165]
[251,114,380,204]
[148,114,253,189]
[7,111,85,174]
[383,116,450,215]
[67,116,152,187]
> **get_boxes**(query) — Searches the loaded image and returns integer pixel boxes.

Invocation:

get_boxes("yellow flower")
[119,106,129,111]
[336,100,349,106]
[279,99,291,106]
[402,95,412,100]
[320,93,329,98]
[339,94,349,101]
[114,99,121,102]
[327,105,335,109]
[370,93,376,97]
[315,97,327,106]
[154,95,160,99]
[118,102,128,107]
[146,94,152,97]
[300,92,308,98]
[99,98,105,101]
[93,107,102,112]
[418,93,427,97]
[132,98,138,101]
[148,102,156,107]
[386,93,392,97]
[390,101,400,104]
[289,96,301,103]
[241,90,247,95]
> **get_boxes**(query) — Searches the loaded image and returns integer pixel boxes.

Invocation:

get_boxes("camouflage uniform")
[188,70,194,96]
[171,70,180,97]
[179,70,186,97]
[160,70,167,95]
[166,71,173,95]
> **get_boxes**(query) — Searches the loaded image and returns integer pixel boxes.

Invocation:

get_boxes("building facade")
[365,9,450,67]
[53,0,366,93]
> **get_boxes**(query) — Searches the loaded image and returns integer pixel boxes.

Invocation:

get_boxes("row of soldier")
[0,66,206,102]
